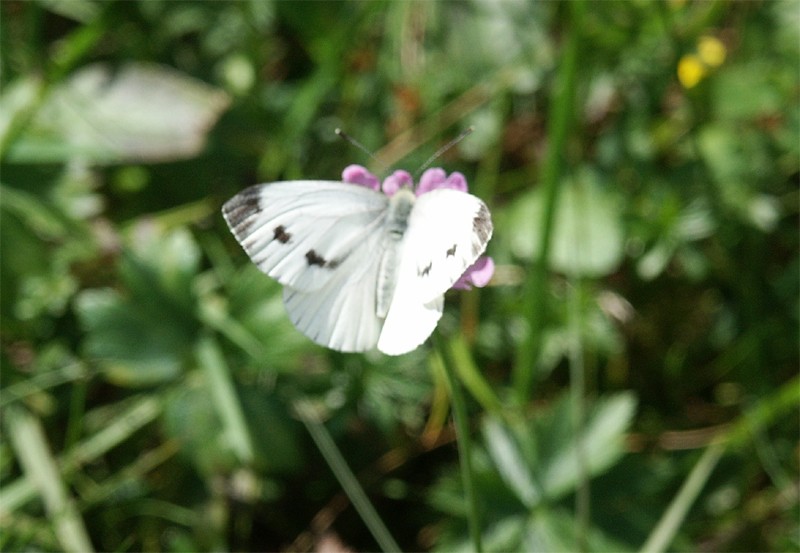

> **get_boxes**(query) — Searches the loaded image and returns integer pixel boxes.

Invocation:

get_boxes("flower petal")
[342,164,380,190]
[452,256,495,290]
[417,168,468,195]
[416,168,448,195]
[447,172,468,192]
[382,170,413,196]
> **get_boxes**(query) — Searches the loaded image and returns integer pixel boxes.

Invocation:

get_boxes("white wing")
[223,181,389,351]
[282,247,383,352]
[377,189,493,355]
[222,181,388,292]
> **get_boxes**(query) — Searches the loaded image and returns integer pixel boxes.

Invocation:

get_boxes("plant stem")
[434,333,482,552]
[568,280,589,552]
[513,0,585,403]
[294,399,401,553]
[640,375,800,553]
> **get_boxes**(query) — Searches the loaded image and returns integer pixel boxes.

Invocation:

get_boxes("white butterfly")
[222,167,493,355]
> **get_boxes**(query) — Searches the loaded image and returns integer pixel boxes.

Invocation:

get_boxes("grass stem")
[294,399,401,553]
[513,0,585,403]
[434,333,483,552]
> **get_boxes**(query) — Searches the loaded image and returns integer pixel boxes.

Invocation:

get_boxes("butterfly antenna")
[335,128,389,173]
[415,126,474,177]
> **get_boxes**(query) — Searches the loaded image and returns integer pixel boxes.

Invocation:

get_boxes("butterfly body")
[377,187,415,318]
[223,176,492,355]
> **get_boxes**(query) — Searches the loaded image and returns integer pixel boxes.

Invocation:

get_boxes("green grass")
[1,1,798,551]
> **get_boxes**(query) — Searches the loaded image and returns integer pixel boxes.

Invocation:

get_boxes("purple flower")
[341,164,494,290]
[381,170,413,196]
[342,164,380,191]
[416,168,468,195]
[452,256,495,290]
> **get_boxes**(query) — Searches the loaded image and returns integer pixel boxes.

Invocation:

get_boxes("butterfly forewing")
[397,189,492,301]
[223,181,389,292]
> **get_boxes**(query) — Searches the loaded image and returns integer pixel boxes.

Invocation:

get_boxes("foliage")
[1,1,797,552]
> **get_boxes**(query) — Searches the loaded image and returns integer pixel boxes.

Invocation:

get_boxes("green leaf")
[481,392,636,508]
[482,416,542,508]
[239,387,304,474]
[75,289,185,385]
[712,62,785,121]
[37,0,100,23]
[697,123,782,231]
[4,406,94,553]
[540,392,637,498]
[162,378,236,474]
[165,345,303,476]
[0,181,97,326]
[510,167,624,277]
[0,76,45,156]
[75,228,202,386]
[6,63,230,164]
[216,264,310,370]
[523,508,631,553]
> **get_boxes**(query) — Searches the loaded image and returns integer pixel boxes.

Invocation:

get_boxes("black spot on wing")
[273,225,291,243]
[418,262,432,277]
[304,249,344,269]
[446,244,457,257]
[306,250,327,267]
[306,250,347,269]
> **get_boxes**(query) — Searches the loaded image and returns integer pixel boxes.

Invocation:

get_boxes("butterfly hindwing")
[377,189,493,354]
[376,294,444,356]
[282,247,384,352]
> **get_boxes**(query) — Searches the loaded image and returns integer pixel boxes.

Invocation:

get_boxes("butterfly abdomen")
[376,189,415,318]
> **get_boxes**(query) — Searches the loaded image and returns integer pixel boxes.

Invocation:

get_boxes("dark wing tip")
[473,202,493,246]
[222,185,266,237]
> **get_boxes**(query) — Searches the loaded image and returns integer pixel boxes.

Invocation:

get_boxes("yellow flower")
[677,35,727,88]
[698,35,726,67]
[678,54,706,89]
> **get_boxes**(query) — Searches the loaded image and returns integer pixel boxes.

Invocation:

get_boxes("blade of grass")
[78,440,181,506]
[640,374,800,553]
[0,362,89,408]
[198,298,271,362]
[568,169,592,551]
[4,405,95,553]
[639,442,725,553]
[294,399,401,553]
[1,395,161,515]
[196,335,255,465]
[433,333,483,553]
[568,279,589,553]
[513,0,585,403]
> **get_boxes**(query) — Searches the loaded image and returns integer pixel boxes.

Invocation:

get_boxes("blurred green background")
[1,1,797,552]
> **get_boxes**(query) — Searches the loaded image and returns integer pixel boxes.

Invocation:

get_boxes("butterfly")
[222,165,493,355]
